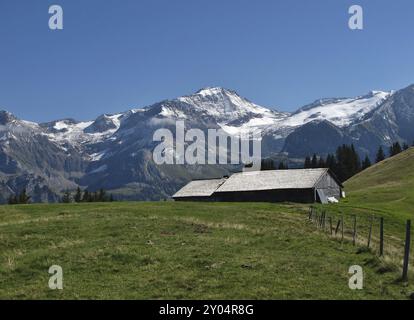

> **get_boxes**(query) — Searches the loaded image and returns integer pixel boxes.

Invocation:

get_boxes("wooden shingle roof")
[215,168,330,193]
[172,178,226,198]
[172,169,342,198]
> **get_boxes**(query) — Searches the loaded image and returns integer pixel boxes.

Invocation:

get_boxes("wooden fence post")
[335,219,341,235]
[329,216,333,236]
[318,211,322,228]
[341,215,344,243]
[322,211,326,231]
[402,220,411,282]
[367,215,373,248]
[309,207,313,220]
[352,215,357,246]
[379,217,384,257]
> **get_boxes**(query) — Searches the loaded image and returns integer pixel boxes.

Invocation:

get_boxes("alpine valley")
[1,84,414,203]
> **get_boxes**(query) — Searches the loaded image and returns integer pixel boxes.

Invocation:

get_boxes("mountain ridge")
[0,84,413,202]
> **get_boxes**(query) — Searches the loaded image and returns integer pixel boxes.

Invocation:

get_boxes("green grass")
[1,202,413,299]
[317,148,414,286]
[342,147,414,220]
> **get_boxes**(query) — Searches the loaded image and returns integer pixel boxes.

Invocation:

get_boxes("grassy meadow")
[318,148,414,273]
[0,201,413,300]
[1,149,414,299]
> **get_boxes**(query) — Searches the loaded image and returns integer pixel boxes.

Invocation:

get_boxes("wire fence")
[308,206,412,282]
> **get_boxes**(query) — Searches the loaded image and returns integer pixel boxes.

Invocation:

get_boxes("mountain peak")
[0,110,18,125]
[194,87,236,97]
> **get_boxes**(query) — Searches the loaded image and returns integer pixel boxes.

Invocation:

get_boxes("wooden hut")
[173,169,343,204]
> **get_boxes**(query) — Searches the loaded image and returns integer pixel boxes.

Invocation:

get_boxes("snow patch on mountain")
[45,113,124,146]
[178,87,283,120]
[284,91,392,128]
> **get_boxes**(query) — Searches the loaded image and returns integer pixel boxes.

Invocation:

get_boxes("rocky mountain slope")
[0,85,413,202]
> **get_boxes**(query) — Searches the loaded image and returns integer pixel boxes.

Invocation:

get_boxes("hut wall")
[315,173,342,199]
[214,188,315,203]
[173,196,215,202]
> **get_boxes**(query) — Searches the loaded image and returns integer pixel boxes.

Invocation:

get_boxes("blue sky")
[1,0,414,122]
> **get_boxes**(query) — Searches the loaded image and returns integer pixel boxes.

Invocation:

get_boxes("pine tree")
[389,142,402,157]
[304,156,311,169]
[109,194,114,202]
[98,188,107,202]
[311,154,318,168]
[8,195,18,205]
[261,158,276,170]
[18,188,30,204]
[353,145,362,172]
[376,146,385,163]
[278,162,286,170]
[61,190,71,203]
[318,157,326,168]
[82,189,90,202]
[74,187,82,203]
[334,144,361,182]
[325,154,337,172]
[362,155,371,170]
[403,143,409,151]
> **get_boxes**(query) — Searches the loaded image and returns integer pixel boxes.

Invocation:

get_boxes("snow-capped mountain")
[285,91,392,128]
[0,84,413,202]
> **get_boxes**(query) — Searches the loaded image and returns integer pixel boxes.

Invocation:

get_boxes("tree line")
[304,141,411,182]
[61,187,115,203]
[7,189,31,205]
[7,187,115,205]
[259,141,412,183]
[261,158,289,170]
[304,144,364,182]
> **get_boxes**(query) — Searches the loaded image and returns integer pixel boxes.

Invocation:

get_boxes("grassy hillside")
[325,147,414,239]
[318,148,414,284]
[0,202,412,299]
[344,147,414,220]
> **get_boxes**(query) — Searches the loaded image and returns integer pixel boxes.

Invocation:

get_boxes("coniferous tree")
[278,162,286,170]
[109,194,114,202]
[325,154,337,172]
[390,142,400,156]
[261,158,276,171]
[98,188,107,202]
[376,146,386,163]
[61,190,71,203]
[304,156,311,169]
[8,195,18,205]
[74,187,82,203]
[311,154,318,168]
[403,143,409,151]
[334,144,361,182]
[389,142,402,157]
[362,155,371,170]
[318,157,326,168]
[18,188,31,204]
[82,190,90,202]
